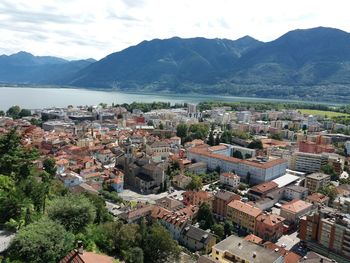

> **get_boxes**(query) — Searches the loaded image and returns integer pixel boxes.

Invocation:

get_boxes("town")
[1,101,350,263]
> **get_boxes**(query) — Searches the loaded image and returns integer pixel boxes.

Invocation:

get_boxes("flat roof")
[272,174,299,188]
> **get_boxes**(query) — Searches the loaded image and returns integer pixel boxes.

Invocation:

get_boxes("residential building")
[345,141,350,156]
[290,152,328,173]
[305,192,329,207]
[220,172,240,189]
[155,196,184,211]
[172,173,191,189]
[211,235,284,263]
[180,225,216,253]
[186,162,207,174]
[227,200,262,233]
[255,213,285,242]
[280,199,313,224]
[182,191,214,207]
[284,185,309,200]
[299,208,350,262]
[212,190,240,220]
[60,247,114,263]
[304,173,330,193]
[243,234,263,245]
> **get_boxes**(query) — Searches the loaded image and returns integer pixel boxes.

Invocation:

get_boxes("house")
[284,185,309,200]
[211,235,284,263]
[244,234,263,245]
[220,172,240,189]
[118,204,154,223]
[146,141,171,158]
[227,200,262,234]
[60,243,114,263]
[58,171,84,187]
[305,192,329,207]
[255,213,285,242]
[155,196,184,211]
[182,191,214,207]
[280,199,313,224]
[212,190,240,220]
[180,225,216,253]
[172,173,192,189]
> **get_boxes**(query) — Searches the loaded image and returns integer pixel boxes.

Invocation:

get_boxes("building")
[182,191,214,207]
[299,208,350,262]
[155,196,184,211]
[220,172,240,189]
[60,243,114,263]
[172,173,191,189]
[231,145,256,159]
[248,181,279,200]
[280,199,313,224]
[255,213,285,242]
[305,192,329,207]
[290,152,328,173]
[180,225,216,253]
[186,162,207,174]
[211,235,284,263]
[227,200,262,233]
[212,190,240,220]
[304,173,330,193]
[345,141,350,156]
[188,145,287,184]
[284,185,309,200]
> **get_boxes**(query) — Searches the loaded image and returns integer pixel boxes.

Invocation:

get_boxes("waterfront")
[0,86,342,110]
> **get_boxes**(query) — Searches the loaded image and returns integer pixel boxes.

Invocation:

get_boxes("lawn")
[298,109,350,118]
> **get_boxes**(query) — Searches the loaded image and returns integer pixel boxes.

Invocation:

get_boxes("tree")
[208,130,214,146]
[126,247,144,263]
[43,158,57,178]
[197,202,214,230]
[224,220,233,237]
[318,184,337,203]
[6,105,21,119]
[18,109,31,118]
[248,139,263,149]
[211,223,224,240]
[215,135,221,145]
[176,123,188,141]
[143,224,180,263]
[321,164,338,181]
[0,110,4,116]
[9,218,74,263]
[47,194,96,233]
[186,175,203,191]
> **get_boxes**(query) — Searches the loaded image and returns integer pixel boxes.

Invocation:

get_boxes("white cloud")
[0,0,349,60]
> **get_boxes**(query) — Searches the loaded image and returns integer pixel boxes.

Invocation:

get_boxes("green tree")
[18,109,31,118]
[215,135,221,145]
[186,175,203,191]
[248,139,263,149]
[176,123,188,142]
[143,224,180,263]
[321,164,338,181]
[197,202,214,229]
[126,247,144,263]
[224,220,233,237]
[318,184,337,203]
[158,122,164,130]
[211,223,224,240]
[208,130,214,146]
[43,158,57,178]
[0,110,4,116]
[6,106,21,119]
[47,194,96,233]
[9,218,74,263]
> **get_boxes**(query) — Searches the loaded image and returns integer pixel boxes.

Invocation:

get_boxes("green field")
[298,109,350,117]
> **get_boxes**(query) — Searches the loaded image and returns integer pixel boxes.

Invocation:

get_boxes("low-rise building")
[305,192,329,207]
[255,213,285,242]
[220,172,240,189]
[284,185,309,200]
[180,225,216,253]
[280,199,313,224]
[227,200,262,234]
[248,181,279,200]
[212,190,240,220]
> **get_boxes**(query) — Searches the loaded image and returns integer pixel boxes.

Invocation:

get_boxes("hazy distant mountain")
[0,52,95,84]
[2,27,350,102]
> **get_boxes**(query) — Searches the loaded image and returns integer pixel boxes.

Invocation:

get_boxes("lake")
[0,86,341,110]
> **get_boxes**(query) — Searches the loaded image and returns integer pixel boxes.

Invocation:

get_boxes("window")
[216,251,219,255]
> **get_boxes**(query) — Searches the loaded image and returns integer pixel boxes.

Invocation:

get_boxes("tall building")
[299,208,350,262]
[290,152,328,173]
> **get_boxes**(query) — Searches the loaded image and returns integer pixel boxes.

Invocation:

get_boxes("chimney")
[77,240,84,254]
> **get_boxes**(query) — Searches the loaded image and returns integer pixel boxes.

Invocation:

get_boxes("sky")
[0,0,349,60]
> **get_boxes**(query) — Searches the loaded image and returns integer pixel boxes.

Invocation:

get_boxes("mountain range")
[2,27,350,102]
